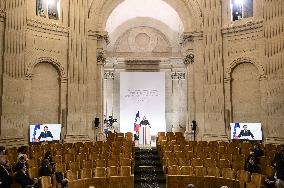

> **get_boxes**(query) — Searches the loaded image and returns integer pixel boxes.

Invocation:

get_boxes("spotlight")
[47,0,55,6]
[235,0,244,5]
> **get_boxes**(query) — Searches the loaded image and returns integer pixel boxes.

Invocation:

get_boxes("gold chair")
[180,166,194,176]
[94,167,107,177]
[40,176,52,188]
[221,168,236,179]
[191,158,203,167]
[193,166,207,176]
[218,159,231,169]
[80,168,92,179]
[108,166,119,177]
[120,166,131,176]
[207,166,220,177]
[66,170,78,181]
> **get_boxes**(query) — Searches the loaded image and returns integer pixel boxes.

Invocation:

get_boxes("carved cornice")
[124,58,161,65]
[88,30,109,44]
[222,20,264,35]
[27,19,69,36]
[180,30,203,45]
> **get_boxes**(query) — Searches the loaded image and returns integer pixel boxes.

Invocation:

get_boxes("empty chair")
[68,161,80,171]
[40,176,52,188]
[28,167,39,179]
[207,167,220,177]
[120,166,131,176]
[180,166,193,176]
[66,170,78,181]
[218,159,231,169]
[191,158,203,167]
[250,173,265,187]
[167,165,180,175]
[96,159,106,167]
[203,158,217,167]
[94,167,107,177]
[178,158,191,166]
[81,160,93,169]
[64,153,75,163]
[80,168,92,179]
[53,155,62,163]
[237,170,251,188]
[221,168,236,180]
[193,166,207,176]
[108,166,119,177]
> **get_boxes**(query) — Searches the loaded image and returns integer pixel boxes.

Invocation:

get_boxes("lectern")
[138,125,151,145]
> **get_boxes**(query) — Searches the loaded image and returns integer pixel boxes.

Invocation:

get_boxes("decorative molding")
[0,9,5,19]
[27,19,69,37]
[222,20,264,35]
[184,54,194,65]
[88,30,109,44]
[171,71,186,80]
[125,58,161,65]
[104,71,115,80]
[180,31,203,45]
[26,57,67,82]
[97,50,106,65]
[225,57,266,81]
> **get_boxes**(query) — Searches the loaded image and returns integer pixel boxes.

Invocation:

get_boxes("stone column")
[0,0,27,147]
[64,0,90,142]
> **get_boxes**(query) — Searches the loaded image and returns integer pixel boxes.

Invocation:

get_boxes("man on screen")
[238,124,254,139]
[38,126,53,141]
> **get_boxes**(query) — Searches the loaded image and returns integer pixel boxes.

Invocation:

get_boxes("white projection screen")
[120,72,166,136]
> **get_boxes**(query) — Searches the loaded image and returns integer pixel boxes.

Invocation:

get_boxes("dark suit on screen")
[238,130,254,138]
[38,131,53,140]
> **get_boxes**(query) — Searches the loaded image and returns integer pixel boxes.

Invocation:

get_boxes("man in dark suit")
[0,155,13,188]
[38,126,53,141]
[14,163,35,188]
[238,125,254,139]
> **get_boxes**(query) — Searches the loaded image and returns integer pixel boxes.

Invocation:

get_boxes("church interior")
[0,0,284,187]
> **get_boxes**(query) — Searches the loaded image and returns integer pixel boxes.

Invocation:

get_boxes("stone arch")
[88,0,203,32]
[108,17,177,53]
[225,57,266,81]
[26,57,67,81]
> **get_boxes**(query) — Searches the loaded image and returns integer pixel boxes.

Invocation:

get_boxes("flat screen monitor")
[230,123,262,141]
[29,124,61,143]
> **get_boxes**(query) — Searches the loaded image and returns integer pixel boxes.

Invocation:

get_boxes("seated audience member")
[0,146,5,155]
[0,155,13,188]
[39,159,52,177]
[14,162,37,188]
[265,175,276,188]
[17,146,29,163]
[251,144,264,158]
[55,171,68,188]
[272,146,284,188]
[14,155,27,172]
[246,156,260,173]
[43,151,53,164]
[187,184,196,188]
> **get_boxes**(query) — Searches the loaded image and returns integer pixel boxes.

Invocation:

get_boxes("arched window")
[36,0,60,20]
[231,0,253,21]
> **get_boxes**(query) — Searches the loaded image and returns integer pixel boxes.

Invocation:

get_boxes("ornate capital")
[171,72,186,80]
[180,31,203,45]
[88,30,109,44]
[184,54,194,65]
[104,71,115,80]
[97,51,106,65]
